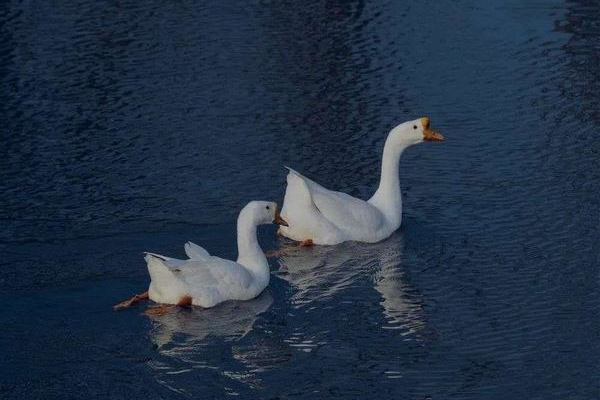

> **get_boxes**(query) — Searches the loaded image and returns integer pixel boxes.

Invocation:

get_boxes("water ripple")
[1,0,599,399]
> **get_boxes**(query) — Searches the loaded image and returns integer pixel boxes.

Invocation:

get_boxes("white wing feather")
[285,167,384,233]
[177,258,254,292]
[184,241,211,261]
[144,252,188,270]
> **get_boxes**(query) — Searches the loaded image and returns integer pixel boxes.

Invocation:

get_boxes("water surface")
[1,0,599,399]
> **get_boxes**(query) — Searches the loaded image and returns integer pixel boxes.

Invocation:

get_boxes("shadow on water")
[554,0,600,122]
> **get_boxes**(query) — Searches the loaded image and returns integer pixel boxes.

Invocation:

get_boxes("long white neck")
[368,138,407,228]
[236,212,269,283]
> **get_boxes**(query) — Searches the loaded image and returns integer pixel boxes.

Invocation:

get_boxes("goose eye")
[265,206,270,210]
[413,125,417,130]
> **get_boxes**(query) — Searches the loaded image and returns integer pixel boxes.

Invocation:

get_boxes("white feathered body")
[143,201,277,307]
[146,244,267,308]
[277,118,441,246]
[279,169,399,245]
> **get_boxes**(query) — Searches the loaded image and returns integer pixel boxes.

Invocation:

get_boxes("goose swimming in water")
[114,201,288,314]
[278,117,444,246]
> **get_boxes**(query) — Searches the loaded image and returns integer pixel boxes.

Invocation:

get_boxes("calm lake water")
[1,0,599,399]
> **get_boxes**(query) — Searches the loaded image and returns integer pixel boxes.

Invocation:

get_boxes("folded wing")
[184,241,211,261]
[178,258,254,292]
[285,167,384,233]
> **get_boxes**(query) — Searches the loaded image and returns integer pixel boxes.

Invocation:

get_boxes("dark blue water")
[1,0,599,398]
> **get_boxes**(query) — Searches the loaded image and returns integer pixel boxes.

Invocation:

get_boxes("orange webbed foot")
[144,304,175,316]
[299,239,314,247]
[144,295,192,316]
[113,291,149,311]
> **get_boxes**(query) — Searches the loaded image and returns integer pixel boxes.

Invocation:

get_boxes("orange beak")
[272,206,289,227]
[421,117,445,141]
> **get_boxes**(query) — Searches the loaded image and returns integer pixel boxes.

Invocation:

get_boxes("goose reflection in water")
[148,291,274,349]
[373,238,427,336]
[146,292,283,393]
[275,232,426,337]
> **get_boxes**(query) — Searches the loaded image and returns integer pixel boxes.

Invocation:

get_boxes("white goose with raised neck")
[138,200,287,308]
[236,203,270,284]
[367,129,411,229]
[277,117,444,245]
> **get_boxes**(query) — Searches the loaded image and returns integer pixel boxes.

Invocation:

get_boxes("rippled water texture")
[1,0,599,399]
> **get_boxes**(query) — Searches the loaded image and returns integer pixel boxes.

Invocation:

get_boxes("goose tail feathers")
[144,252,180,290]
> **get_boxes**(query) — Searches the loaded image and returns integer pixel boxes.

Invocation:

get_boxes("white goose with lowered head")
[278,117,444,246]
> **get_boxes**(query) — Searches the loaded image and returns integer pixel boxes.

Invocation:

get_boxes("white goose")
[278,117,444,245]
[114,201,288,313]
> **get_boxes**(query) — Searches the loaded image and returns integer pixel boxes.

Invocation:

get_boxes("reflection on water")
[147,291,290,395]
[276,233,426,338]
[373,240,426,335]
[148,291,274,348]
[148,233,430,395]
